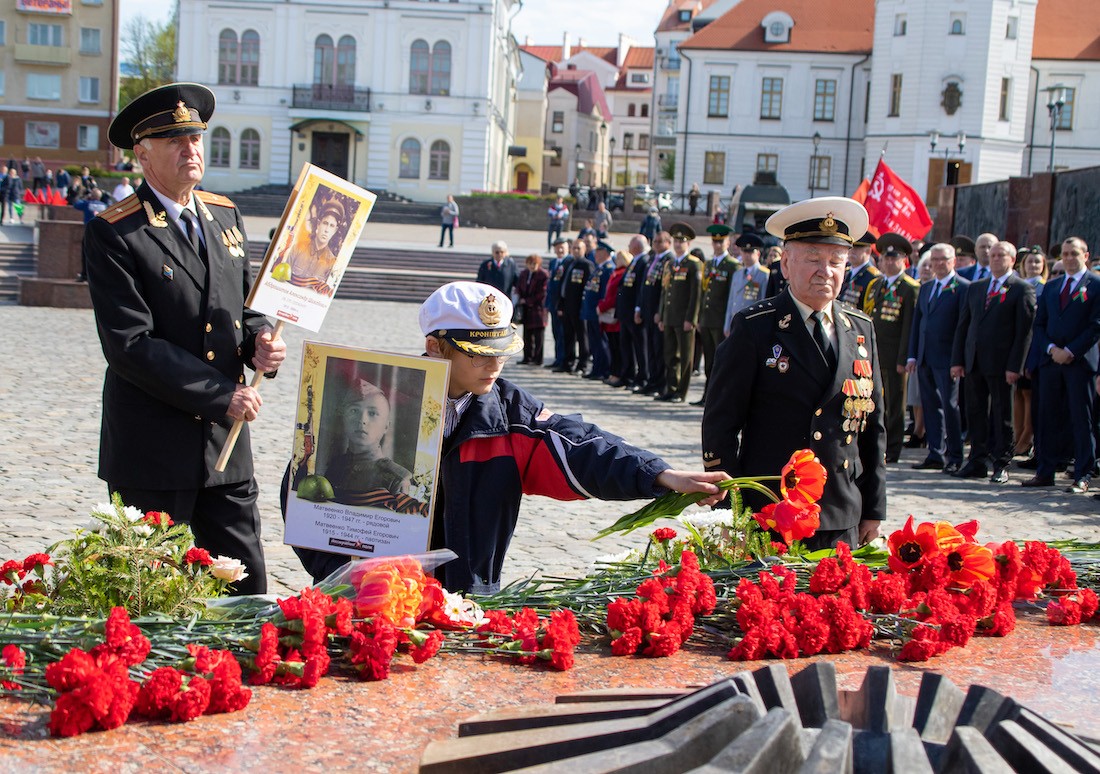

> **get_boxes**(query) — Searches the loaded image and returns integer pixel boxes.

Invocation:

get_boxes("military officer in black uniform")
[864,233,921,463]
[83,83,286,594]
[657,223,703,403]
[838,231,881,309]
[634,231,672,395]
[702,197,886,550]
[555,238,593,374]
[694,224,742,406]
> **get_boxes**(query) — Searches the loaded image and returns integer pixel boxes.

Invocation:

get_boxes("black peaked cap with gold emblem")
[765,196,869,247]
[108,82,215,150]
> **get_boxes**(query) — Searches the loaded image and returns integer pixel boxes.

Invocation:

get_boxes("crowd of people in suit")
[475,213,1100,497]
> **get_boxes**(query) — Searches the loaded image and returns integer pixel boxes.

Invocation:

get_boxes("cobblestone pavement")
[2,297,1098,597]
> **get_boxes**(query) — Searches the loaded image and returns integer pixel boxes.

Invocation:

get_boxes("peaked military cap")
[735,232,764,250]
[876,232,913,256]
[950,235,976,256]
[765,196,869,247]
[109,82,215,150]
[706,224,732,238]
[669,222,696,241]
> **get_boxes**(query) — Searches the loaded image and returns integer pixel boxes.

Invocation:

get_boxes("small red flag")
[862,160,933,243]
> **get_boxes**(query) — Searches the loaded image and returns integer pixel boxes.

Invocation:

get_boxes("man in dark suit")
[957,232,997,282]
[84,83,286,594]
[634,231,671,395]
[656,223,703,403]
[615,234,650,388]
[906,243,971,474]
[703,197,887,551]
[476,241,517,294]
[544,237,569,369]
[864,233,921,463]
[1023,236,1100,493]
[951,241,1036,483]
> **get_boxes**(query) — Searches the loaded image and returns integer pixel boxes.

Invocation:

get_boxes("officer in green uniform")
[863,232,921,463]
[839,231,881,309]
[656,223,703,403]
[694,224,742,406]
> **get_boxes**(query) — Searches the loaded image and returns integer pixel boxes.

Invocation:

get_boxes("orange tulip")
[887,516,941,573]
[945,542,995,588]
[780,449,827,505]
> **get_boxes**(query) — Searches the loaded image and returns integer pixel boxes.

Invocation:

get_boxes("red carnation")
[410,630,445,664]
[170,676,211,721]
[184,547,214,567]
[0,559,25,586]
[610,627,643,656]
[135,667,184,719]
[651,527,678,542]
[21,553,51,573]
[607,597,642,635]
[142,510,174,528]
[1,644,26,690]
[1047,598,1083,626]
[94,607,151,667]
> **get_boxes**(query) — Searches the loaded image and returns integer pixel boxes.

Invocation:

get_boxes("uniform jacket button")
[234,320,242,329]
[843,459,850,469]
[206,351,215,361]
[813,431,822,441]
[205,322,212,333]
[814,409,822,416]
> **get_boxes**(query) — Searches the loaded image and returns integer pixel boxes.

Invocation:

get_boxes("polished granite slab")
[0,610,1095,772]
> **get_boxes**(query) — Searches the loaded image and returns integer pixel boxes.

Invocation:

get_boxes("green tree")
[659,151,676,182]
[119,13,177,108]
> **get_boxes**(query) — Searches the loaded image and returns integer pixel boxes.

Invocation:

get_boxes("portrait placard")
[283,343,449,559]
[246,163,377,332]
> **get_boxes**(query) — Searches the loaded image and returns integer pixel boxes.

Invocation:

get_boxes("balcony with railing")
[14,44,71,66]
[657,94,679,109]
[292,84,372,112]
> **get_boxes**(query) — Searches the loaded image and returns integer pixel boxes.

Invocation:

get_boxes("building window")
[77,125,99,151]
[641,103,648,117]
[627,103,636,117]
[210,127,231,167]
[410,40,429,94]
[26,121,60,148]
[314,34,335,86]
[336,35,356,87]
[949,15,965,35]
[864,80,871,123]
[760,77,783,119]
[622,133,633,150]
[703,151,725,185]
[80,27,101,55]
[240,30,260,86]
[814,79,836,121]
[79,76,100,103]
[708,75,730,117]
[219,30,239,84]
[551,111,564,133]
[430,41,451,96]
[0,121,4,145]
[0,20,6,45]
[549,146,561,167]
[999,78,1011,121]
[81,0,103,5]
[631,72,650,84]
[639,133,649,150]
[239,129,260,169]
[28,23,62,47]
[678,9,690,22]
[809,155,831,190]
[26,73,61,100]
[0,72,4,96]
[894,15,906,36]
[399,138,421,178]
[888,74,902,117]
[429,140,450,180]
[1055,87,1075,130]
[757,153,778,173]
[1006,17,1018,40]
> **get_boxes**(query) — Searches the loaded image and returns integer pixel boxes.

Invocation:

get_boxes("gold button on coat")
[234,320,241,329]
[205,323,212,333]
[843,460,850,469]
[814,409,822,416]
[206,351,215,361]
[813,431,822,440]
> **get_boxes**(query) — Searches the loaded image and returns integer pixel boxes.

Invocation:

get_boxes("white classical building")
[176,0,521,199]
[669,0,1099,205]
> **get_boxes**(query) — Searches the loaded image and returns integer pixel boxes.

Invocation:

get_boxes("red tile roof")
[657,0,721,33]
[1033,0,1100,60]
[549,69,613,122]
[680,0,874,54]
[521,45,618,66]
[623,47,655,69]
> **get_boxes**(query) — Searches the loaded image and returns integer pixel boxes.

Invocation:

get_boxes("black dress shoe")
[885,454,900,464]
[1020,475,1055,488]
[912,457,944,470]
[953,461,988,479]
[1068,478,1091,494]
[990,468,1009,484]
[666,396,685,404]
[903,434,926,449]
[689,398,706,406]
[1017,456,1039,470]
[942,462,961,475]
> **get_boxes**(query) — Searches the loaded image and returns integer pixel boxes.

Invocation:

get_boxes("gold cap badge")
[479,294,502,326]
[820,214,838,235]
[173,101,191,123]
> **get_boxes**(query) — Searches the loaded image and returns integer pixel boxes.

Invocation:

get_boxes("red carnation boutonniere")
[946,279,958,293]
[997,286,1008,304]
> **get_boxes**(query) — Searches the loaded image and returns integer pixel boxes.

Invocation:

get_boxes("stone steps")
[0,244,37,302]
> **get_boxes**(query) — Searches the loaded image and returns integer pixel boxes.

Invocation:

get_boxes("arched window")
[399,138,421,178]
[240,30,260,86]
[240,128,260,170]
[431,40,451,96]
[314,34,335,86]
[410,40,430,94]
[218,30,239,85]
[627,103,636,117]
[429,140,450,180]
[641,103,649,117]
[336,35,356,87]
[210,127,231,168]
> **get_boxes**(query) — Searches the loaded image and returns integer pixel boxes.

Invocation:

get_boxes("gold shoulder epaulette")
[98,194,140,223]
[195,190,236,208]
[900,273,920,286]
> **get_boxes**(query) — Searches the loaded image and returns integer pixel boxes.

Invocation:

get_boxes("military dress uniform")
[658,240,703,403]
[864,270,920,461]
[839,260,882,310]
[635,249,670,394]
[697,242,741,404]
[558,255,593,373]
[84,83,277,594]
[545,244,567,368]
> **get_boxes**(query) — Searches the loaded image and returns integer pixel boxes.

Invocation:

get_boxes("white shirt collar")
[789,293,834,326]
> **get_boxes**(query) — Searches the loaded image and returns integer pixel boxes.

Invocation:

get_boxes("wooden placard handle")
[214,320,285,472]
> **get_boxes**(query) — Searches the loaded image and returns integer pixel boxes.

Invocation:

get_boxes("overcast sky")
[120,0,670,49]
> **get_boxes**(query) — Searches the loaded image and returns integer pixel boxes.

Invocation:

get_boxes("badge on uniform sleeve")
[162,264,174,280]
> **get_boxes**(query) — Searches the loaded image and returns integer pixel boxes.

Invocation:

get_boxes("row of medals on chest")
[844,339,874,433]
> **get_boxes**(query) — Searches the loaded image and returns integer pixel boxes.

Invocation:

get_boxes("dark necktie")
[180,209,203,258]
[985,280,999,309]
[811,311,837,372]
[1060,276,1074,310]
[931,281,942,303]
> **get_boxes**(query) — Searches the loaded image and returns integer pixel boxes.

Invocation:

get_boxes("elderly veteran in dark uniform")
[838,231,881,309]
[83,83,286,594]
[864,233,921,463]
[702,197,887,550]
[723,232,769,336]
[656,223,703,404]
[694,224,741,406]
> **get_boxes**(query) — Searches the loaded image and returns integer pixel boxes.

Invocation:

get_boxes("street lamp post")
[809,131,822,198]
[599,121,608,187]
[929,130,966,186]
[1045,84,1068,173]
[574,142,583,189]
[609,137,616,189]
